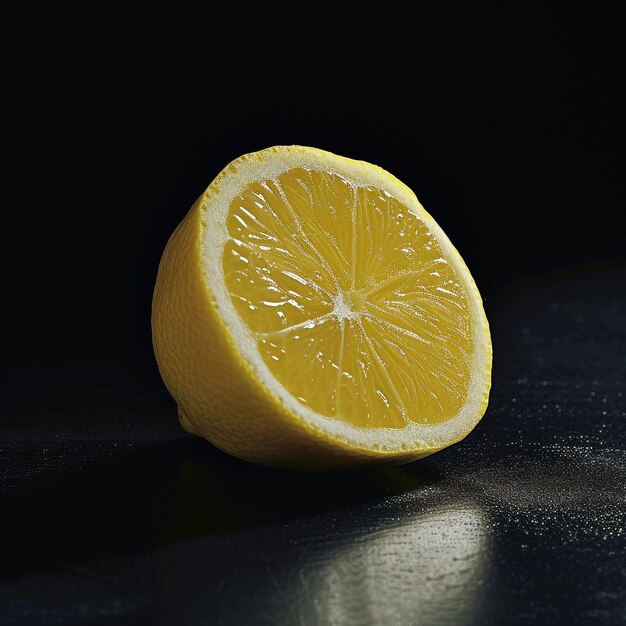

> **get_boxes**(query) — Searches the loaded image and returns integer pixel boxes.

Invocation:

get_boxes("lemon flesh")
[224,168,472,429]
[152,146,492,470]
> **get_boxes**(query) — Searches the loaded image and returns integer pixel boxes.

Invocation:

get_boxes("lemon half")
[152,146,492,470]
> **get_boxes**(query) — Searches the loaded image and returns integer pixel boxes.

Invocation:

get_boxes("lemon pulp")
[223,167,472,430]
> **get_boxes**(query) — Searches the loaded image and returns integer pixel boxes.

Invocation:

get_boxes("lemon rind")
[197,145,492,453]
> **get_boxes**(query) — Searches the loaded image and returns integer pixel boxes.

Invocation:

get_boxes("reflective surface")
[2,264,625,625]
[224,168,473,427]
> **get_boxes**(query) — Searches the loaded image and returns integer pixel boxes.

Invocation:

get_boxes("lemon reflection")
[291,502,490,625]
[148,451,492,625]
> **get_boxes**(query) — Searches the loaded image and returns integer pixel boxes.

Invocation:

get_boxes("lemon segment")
[152,146,492,469]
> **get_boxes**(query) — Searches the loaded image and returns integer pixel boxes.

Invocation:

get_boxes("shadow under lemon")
[1,434,440,581]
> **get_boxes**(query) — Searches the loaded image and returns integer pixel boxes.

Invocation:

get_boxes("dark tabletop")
[2,262,625,626]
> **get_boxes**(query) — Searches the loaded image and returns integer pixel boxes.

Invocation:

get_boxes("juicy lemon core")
[223,168,472,429]
[152,146,492,470]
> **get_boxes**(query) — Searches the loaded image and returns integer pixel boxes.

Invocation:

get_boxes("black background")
[2,6,626,624]
[2,2,624,397]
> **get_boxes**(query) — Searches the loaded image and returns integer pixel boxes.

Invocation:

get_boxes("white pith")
[199,146,491,451]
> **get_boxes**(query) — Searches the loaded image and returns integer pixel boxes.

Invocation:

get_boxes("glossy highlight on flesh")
[222,167,473,429]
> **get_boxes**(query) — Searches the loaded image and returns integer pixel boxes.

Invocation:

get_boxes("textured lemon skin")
[151,147,492,471]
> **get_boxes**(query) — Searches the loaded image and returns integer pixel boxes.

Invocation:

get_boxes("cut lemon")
[152,146,492,470]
